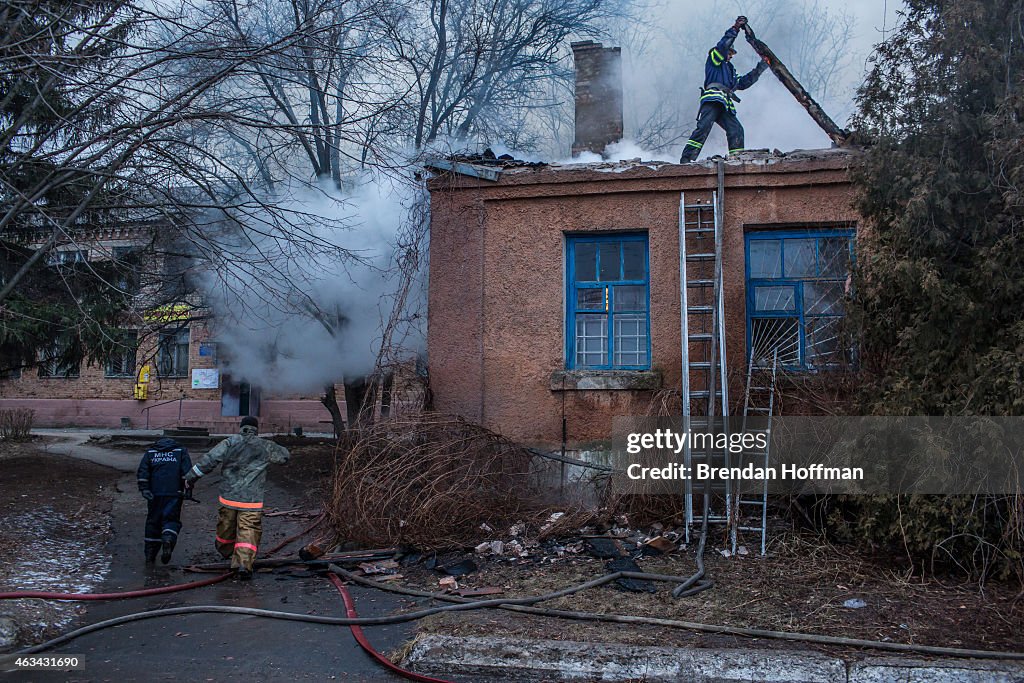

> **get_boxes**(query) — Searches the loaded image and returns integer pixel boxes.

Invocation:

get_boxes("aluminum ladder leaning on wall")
[679,160,731,544]
[732,347,778,555]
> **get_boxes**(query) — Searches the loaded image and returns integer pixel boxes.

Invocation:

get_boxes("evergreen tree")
[0,1,140,374]
[836,1,1024,580]
[852,0,1024,415]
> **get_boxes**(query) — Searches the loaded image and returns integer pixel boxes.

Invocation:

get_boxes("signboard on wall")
[191,368,219,389]
[143,304,192,323]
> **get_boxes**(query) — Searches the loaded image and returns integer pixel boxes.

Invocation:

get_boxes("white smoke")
[197,173,424,395]
[609,0,904,158]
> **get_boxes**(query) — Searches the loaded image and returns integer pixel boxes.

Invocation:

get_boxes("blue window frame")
[566,234,650,370]
[745,228,855,370]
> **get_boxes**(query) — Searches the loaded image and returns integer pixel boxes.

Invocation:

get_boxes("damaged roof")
[425,147,859,184]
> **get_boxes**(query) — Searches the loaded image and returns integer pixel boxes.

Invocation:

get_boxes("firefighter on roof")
[679,16,770,163]
[185,416,290,580]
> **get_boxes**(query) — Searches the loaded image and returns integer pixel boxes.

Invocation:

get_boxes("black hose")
[12,568,694,655]
[335,566,1024,662]
[13,563,1024,663]
[673,486,713,598]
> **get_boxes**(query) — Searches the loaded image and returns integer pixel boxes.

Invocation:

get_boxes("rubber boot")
[160,531,175,564]
[145,544,159,564]
[236,568,253,581]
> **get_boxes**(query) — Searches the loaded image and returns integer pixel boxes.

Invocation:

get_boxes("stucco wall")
[428,153,859,449]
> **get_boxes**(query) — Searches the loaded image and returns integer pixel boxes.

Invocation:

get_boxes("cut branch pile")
[328,413,539,550]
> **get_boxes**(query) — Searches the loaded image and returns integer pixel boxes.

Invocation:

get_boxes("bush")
[0,408,34,441]
[821,494,1023,583]
[329,413,539,549]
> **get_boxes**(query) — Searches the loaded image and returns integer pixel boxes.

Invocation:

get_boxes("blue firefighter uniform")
[679,24,769,162]
[137,437,191,564]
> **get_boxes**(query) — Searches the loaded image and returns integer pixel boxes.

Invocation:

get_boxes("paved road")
[7,433,427,682]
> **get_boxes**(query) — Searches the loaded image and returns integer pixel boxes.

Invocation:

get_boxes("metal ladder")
[679,160,730,541]
[731,348,778,555]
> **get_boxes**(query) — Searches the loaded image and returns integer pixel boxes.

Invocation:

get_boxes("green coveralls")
[186,426,290,571]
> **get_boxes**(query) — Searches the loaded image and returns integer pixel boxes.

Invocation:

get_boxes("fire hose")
[9,564,1024,663]
[327,573,453,683]
[0,572,231,601]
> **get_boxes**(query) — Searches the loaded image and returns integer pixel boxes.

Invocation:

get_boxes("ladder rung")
[687,253,715,260]
[687,279,714,286]
[688,333,713,341]
[687,305,713,313]
[685,227,714,233]
[738,499,766,505]
[690,391,723,398]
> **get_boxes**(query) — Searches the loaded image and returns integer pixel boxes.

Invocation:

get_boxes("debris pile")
[328,414,539,549]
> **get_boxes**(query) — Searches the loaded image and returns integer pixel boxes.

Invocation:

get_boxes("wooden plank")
[742,26,849,147]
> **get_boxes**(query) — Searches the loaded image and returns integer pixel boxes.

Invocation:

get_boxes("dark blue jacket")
[702,27,768,110]
[137,438,191,497]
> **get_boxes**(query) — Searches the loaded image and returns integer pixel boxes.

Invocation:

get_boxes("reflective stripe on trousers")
[215,506,262,571]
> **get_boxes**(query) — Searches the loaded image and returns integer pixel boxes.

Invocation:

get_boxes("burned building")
[426,149,859,451]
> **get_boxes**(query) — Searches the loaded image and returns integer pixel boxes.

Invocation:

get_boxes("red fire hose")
[327,573,453,683]
[0,572,231,601]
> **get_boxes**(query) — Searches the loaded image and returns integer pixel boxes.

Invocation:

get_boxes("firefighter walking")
[137,437,192,564]
[679,16,770,162]
[185,416,290,580]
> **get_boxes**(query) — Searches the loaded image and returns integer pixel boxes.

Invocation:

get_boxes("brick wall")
[427,152,860,449]
[571,41,624,157]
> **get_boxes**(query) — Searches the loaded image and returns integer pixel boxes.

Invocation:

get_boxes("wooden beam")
[742,26,849,147]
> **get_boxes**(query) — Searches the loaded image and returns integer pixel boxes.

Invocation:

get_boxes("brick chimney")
[571,41,623,157]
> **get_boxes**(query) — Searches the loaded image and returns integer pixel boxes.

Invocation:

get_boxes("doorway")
[221,374,261,417]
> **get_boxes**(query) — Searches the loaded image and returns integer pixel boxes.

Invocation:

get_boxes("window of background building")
[38,341,80,378]
[110,246,140,293]
[566,234,650,370]
[745,228,855,370]
[105,331,138,378]
[157,327,190,377]
[47,249,88,266]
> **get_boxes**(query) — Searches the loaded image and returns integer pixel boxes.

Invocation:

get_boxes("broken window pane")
[806,317,843,366]
[576,288,604,311]
[748,239,781,278]
[803,282,845,315]
[622,242,645,280]
[574,242,597,281]
[783,239,815,277]
[613,285,647,312]
[754,286,795,312]
[575,314,607,368]
[749,317,800,367]
[746,229,855,371]
[598,242,620,281]
[614,314,648,366]
[818,237,852,277]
